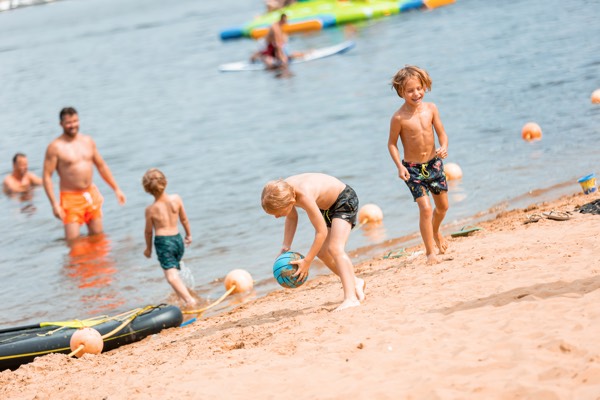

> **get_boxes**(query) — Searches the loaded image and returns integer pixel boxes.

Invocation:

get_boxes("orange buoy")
[224,269,254,293]
[444,162,463,180]
[358,204,383,225]
[591,89,600,104]
[69,328,103,358]
[521,122,542,142]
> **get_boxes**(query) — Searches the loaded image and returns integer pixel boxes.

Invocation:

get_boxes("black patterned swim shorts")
[402,157,448,201]
[320,185,359,228]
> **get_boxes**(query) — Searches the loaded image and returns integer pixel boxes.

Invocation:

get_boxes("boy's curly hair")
[142,168,167,197]
[261,179,296,214]
[391,65,432,98]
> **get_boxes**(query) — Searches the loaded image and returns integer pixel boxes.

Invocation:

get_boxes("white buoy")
[358,204,383,225]
[224,269,254,293]
[592,89,600,104]
[521,122,542,142]
[69,328,103,358]
[444,162,463,180]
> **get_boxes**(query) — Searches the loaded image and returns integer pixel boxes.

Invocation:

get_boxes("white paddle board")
[219,41,355,72]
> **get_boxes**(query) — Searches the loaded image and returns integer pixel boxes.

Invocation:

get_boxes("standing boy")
[261,173,365,311]
[43,107,126,241]
[387,65,449,265]
[143,168,197,307]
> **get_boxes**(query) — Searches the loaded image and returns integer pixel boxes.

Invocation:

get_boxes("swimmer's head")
[391,65,432,99]
[59,107,78,121]
[12,153,28,176]
[142,168,167,197]
[261,179,296,217]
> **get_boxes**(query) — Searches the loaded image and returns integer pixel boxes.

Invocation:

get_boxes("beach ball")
[70,328,103,357]
[592,89,600,104]
[224,269,254,293]
[444,162,463,180]
[521,122,542,142]
[358,204,383,225]
[273,251,307,289]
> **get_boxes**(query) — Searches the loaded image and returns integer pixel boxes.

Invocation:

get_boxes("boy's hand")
[398,166,410,181]
[279,246,290,255]
[143,248,151,258]
[290,258,310,281]
[184,236,192,246]
[436,146,448,159]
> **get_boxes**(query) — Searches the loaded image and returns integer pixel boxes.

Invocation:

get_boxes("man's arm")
[43,144,64,220]
[28,172,42,186]
[388,115,410,181]
[431,103,448,158]
[91,140,126,205]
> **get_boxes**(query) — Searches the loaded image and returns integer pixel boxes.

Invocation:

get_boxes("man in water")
[43,107,126,241]
[251,13,290,69]
[3,153,42,195]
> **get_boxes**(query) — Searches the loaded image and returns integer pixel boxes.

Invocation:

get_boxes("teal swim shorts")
[154,234,184,270]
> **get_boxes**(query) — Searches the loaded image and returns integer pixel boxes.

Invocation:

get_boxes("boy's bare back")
[145,194,184,236]
[285,173,346,211]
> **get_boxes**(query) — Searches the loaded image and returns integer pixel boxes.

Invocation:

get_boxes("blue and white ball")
[273,251,307,289]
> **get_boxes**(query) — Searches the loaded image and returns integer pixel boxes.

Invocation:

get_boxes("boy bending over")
[388,65,449,265]
[143,169,197,307]
[262,173,365,311]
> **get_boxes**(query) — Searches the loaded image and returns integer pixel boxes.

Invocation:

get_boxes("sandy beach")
[1,191,600,399]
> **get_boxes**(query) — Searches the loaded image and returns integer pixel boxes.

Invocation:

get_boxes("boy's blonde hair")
[261,179,296,213]
[391,65,432,98]
[142,168,167,197]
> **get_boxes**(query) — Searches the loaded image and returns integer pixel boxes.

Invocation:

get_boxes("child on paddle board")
[142,168,197,307]
[387,65,449,265]
[261,173,365,311]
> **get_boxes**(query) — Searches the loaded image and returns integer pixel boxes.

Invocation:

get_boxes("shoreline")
[2,189,599,398]
[202,179,586,317]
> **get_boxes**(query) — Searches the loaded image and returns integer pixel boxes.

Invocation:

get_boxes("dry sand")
[2,192,600,400]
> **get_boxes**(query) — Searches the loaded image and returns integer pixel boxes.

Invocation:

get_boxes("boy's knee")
[327,243,345,258]
[435,203,449,214]
[418,204,433,218]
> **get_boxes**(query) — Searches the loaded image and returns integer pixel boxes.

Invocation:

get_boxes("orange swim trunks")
[60,184,104,225]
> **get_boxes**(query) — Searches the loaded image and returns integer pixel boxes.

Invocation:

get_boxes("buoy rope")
[182,285,236,315]
[67,305,157,358]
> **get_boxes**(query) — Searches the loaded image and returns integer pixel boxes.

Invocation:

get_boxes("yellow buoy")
[591,89,600,104]
[444,162,463,180]
[358,204,383,225]
[69,328,103,358]
[521,122,542,142]
[224,269,254,293]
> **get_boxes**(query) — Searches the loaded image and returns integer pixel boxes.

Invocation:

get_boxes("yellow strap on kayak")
[36,306,155,336]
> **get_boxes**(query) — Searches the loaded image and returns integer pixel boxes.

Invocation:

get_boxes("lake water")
[0,0,598,326]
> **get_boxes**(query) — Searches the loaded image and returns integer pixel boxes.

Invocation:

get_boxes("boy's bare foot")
[333,299,361,312]
[184,298,198,308]
[434,231,448,254]
[355,278,366,302]
[426,253,440,265]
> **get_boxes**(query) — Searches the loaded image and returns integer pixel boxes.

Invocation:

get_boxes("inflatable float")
[220,0,455,40]
[0,304,183,371]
